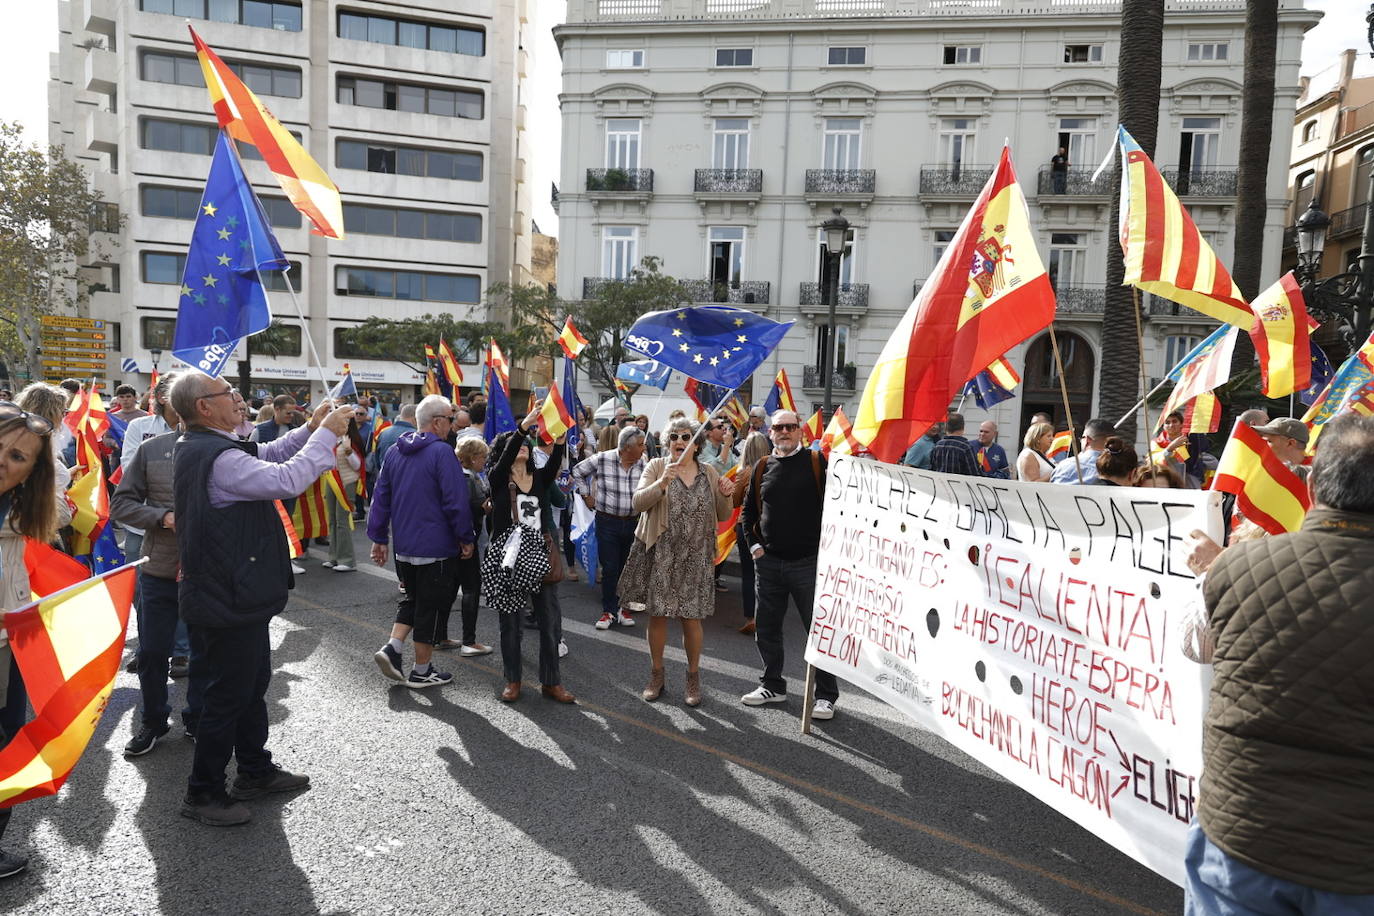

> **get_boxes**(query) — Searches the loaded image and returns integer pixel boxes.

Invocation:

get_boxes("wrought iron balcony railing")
[798,281,869,310]
[1052,284,1107,314]
[919,165,995,196]
[1160,167,1237,198]
[582,277,624,298]
[1036,165,1110,197]
[804,169,875,194]
[585,168,654,193]
[1330,203,1368,238]
[694,169,763,193]
[680,279,771,304]
[802,364,857,391]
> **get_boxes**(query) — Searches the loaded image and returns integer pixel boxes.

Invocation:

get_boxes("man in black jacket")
[170,374,352,827]
[739,409,839,720]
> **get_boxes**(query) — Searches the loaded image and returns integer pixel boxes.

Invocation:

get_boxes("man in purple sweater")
[368,395,474,687]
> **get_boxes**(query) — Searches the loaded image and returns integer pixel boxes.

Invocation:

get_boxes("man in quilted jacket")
[1185,413,1374,912]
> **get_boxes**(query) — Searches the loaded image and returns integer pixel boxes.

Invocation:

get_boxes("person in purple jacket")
[368,395,474,688]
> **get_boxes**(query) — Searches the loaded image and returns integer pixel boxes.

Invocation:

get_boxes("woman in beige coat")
[619,417,734,706]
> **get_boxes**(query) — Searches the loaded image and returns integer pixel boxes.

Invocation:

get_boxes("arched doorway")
[1020,330,1095,434]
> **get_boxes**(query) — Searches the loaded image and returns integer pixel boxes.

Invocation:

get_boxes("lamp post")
[149,347,162,380]
[820,207,850,420]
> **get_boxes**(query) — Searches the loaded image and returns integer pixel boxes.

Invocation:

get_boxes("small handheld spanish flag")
[558,316,589,359]
[1047,430,1074,462]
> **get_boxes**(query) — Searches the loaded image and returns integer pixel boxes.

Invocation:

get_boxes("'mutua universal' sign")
[806,455,1223,886]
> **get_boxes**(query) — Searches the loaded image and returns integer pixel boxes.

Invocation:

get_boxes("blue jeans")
[1185,822,1374,915]
[754,553,838,702]
[128,533,189,658]
[595,513,636,617]
[136,573,203,730]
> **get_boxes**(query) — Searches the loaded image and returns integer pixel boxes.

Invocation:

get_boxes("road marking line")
[287,591,1163,915]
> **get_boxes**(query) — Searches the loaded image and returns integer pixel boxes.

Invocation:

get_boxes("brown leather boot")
[500,682,521,703]
[642,668,665,702]
[685,669,702,707]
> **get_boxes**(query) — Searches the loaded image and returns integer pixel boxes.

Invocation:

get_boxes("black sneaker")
[124,722,170,757]
[181,792,251,826]
[228,765,310,801]
[0,848,28,878]
[406,667,453,689]
[169,656,189,678]
[373,644,405,682]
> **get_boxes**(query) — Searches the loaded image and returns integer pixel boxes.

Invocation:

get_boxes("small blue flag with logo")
[562,356,583,456]
[172,131,288,378]
[1300,341,1334,408]
[962,370,1017,410]
[622,306,792,388]
[329,368,357,401]
[483,364,517,442]
[615,359,671,391]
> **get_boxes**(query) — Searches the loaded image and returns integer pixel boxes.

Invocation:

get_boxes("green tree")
[338,314,509,376]
[0,121,122,381]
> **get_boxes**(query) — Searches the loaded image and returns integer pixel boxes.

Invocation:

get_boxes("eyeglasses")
[667,432,695,442]
[772,423,800,432]
[0,402,53,436]
[197,389,234,404]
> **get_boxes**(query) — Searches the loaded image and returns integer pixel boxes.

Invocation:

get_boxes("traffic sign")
[40,315,104,330]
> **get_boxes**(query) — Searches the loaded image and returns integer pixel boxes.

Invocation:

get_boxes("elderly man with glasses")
[169,373,353,827]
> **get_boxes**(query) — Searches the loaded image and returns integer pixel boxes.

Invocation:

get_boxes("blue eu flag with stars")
[623,306,792,389]
[172,131,288,379]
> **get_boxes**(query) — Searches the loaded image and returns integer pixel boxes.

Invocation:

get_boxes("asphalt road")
[2,527,1182,916]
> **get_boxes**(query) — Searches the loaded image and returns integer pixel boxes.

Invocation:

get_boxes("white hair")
[416,394,452,430]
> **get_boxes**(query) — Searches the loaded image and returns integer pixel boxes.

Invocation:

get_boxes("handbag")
[509,483,564,585]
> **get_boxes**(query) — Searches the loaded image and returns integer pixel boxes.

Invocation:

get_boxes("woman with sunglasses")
[619,417,735,706]
[0,401,60,877]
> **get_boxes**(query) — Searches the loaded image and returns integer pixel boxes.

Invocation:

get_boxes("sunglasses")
[667,432,695,442]
[0,402,53,437]
[772,423,800,432]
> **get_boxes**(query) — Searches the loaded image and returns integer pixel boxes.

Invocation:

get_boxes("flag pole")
[278,275,336,400]
[1047,324,1084,484]
[1132,288,1155,441]
[1113,378,1171,430]
[668,387,736,469]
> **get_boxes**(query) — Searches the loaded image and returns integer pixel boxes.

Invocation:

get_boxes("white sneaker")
[741,686,786,706]
[321,560,336,568]
[811,699,836,721]
[558,639,569,658]
[595,613,613,630]
[332,563,354,572]
[614,611,635,627]
[290,562,305,575]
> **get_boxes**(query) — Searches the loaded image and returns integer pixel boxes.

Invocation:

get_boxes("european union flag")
[623,306,792,389]
[483,364,516,442]
[172,131,288,378]
[562,356,584,456]
[83,523,125,575]
[1300,341,1334,408]
[615,359,671,391]
[962,370,1016,410]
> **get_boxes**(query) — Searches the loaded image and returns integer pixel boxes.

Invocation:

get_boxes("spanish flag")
[853,147,1055,462]
[1184,391,1221,434]
[1248,272,1311,398]
[487,339,511,393]
[801,410,823,446]
[536,378,575,444]
[762,369,797,415]
[68,463,109,557]
[1047,430,1073,462]
[438,336,465,387]
[1211,420,1310,535]
[714,466,742,566]
[190,27,344,239]
[557,316,589,360]
[1116,126,1251,329]
[0,552,137,807]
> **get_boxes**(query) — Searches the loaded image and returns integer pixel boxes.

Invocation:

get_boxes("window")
[708,226,745,290]
[141,316,177,350]
[933,229,956,266]
[337,77,483,119]
[1164,335,1201,373]
[140,118,216,155]
[605,119,641,169]
[337,11,484,56]
[605,49,644,69]
[1057,117,1097,168]
[138,0,301,30]
[336,139,482,181]
[263,261,303,292]
[1293,170,1317,218]
[939,118,977,171]
[1048,233,1086,290]
[141,185,203,219]
[715,48,753,67]
[1186,41,1229,61]
[827,46,866,66]
[334,267,480,303]
[815,324,850,372]
[140,50,302,97]
[1301,120,1319,143]
[1177,116,1221,188]
[141,252,186,284]
[713,118,750,170]
[260,197,302,229]
[140,50,203,87]
[815,227,856,286]
[1356,147,1374,206]
[942,45,981,65]
[90,202,120,234]
[602,227,638,280]
[822,118,862,170]
[1063,44,1103,63]
[341,203,481,242]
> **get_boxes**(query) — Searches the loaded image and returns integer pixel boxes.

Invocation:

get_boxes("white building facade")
[554,0,1317,440]
[51,0,536,403]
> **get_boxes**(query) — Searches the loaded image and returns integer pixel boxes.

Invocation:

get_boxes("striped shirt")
[572,449,645,517]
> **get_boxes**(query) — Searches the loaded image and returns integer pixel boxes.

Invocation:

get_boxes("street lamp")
[149,347,162,378]
[820,206,850,420]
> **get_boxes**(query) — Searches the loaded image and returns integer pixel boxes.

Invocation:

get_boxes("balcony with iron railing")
[1053,283,1108,314]
[680,279,771,304]
[1330,203,1368,239]
[919,165,995,196]
[798,281,869,311]
[694,169,763,194]
[574,0,1253,24]
[585,168,654,194]
[1036,165,1110,197]
[1159,166,1238,198]
[802,364,857,392]
[804,169,875,195]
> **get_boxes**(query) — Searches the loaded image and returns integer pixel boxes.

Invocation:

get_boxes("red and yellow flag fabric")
[1047,430,1073,462]
[290,477,330,540]
[487,340,511,393]
[1116,126,1251,329]
[0,558,137,807]
[437,337,465,387]
[802,410,824,446]
[820,407,862,457]
[68,462,109,557]
[537,379,575,444]
[558,316,589,359]
[65,386,110,476]
[370,418,391,449]
[423,370,441,396]
[763,369,797,415]
[1211,420,1310,535]
[1184,391,1221,434]
[423,344,437,363]
[1248,272,1311,398]
[190,27,344,239]
[274,499,304,559]
[722,398,749,430]
[714,466,742,566]
[853,147,1055,461]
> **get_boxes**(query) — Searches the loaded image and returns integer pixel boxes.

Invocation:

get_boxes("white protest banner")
[805,456,1223,886]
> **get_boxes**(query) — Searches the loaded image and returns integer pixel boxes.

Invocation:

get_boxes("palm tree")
[1098,0,1165,439]
[235,319,297,399]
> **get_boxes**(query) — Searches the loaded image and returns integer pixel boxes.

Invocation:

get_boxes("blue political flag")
[329,369,357,401]
[615,359,671,390]
[81,523,126,575]
[563,356,583,456]
[483,364,517,442]
[962,370,1017,410]
[623,306,792,388]
[106,413,127,451]
[172,131,288,378]
[1300,341,1334,408]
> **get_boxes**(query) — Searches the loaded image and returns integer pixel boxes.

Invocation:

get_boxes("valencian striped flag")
[962,356,1021,410]
[438,337,465,388]
[1158,325,1238,428]
[0,549,138,807]
[558,316,589,359]
[191,27,344,238]
[291,477,330,540]
[853,147,1055,462]
[1114,126,1252,329]
[762,369,798,415]
[1212,420,1311,535]
[1248,272,1311,398]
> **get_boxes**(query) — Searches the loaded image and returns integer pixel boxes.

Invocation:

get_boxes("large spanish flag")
[1248,272,1311,398]
[537,377,575,444]
[190,27,344,239]
[0,555,137,807]
[557,316,589,360]
[438,337,465,387]
[1117,127,1251,329]
[1211,420,1310,535]
[853,147,1055,461]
